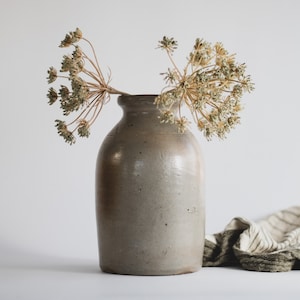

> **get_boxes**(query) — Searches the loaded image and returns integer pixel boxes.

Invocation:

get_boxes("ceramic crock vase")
[95,95,205,275]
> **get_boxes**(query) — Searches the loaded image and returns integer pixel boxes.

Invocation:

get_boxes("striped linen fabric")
[203,206,300,272]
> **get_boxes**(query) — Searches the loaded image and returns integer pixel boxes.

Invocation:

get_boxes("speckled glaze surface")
[95,95,205,275]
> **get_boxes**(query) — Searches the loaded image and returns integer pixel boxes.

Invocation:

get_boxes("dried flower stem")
[82,37,105,82]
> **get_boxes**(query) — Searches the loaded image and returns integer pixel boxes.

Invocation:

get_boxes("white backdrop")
[1,0,300,264]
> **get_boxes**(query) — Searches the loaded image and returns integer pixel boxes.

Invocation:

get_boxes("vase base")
[100,264,202,276]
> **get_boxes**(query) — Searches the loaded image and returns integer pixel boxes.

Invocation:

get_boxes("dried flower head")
[47,67,57,83]
[77,120,90,138]
[59,28,82,48]
[55,120,76,145]
[47,87,58,105]
[155,36,254,140]
[157,36,178,53]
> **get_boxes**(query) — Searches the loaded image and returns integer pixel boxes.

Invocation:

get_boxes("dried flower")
[47,87,58,105]
[60,55,73,72]
[159,110,175,124]
[59,28,82,48]
[77,120,90,138]
[47,67,57,83]
[157,36,178,53]
[72,46,83,60]
[55,120,76,145]
[47,28,254,144]
[155,36,254,140]
[47,28,127,144]
[176,117,189,133]
[59,85,70,100]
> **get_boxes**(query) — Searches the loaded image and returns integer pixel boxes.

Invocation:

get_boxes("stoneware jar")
[95,95,205,275]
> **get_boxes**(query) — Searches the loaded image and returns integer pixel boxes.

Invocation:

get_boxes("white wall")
[1,0,299,260]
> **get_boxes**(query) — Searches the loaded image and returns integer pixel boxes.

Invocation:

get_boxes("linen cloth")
[203,206,300,271]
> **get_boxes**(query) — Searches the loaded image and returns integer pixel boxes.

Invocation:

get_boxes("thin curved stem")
[66,94,100,127]
[88,95,106,126]
[166,50,182,79]
[82,37,105,82]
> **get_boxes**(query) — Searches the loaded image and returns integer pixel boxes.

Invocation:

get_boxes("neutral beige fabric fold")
[203,206,300,271]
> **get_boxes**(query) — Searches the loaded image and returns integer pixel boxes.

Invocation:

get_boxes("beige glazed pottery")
[95,95,205,275]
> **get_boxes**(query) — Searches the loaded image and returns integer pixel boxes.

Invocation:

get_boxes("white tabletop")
[1,249,299,300]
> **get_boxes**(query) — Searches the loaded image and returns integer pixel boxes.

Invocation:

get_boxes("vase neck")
[118,95,159,113]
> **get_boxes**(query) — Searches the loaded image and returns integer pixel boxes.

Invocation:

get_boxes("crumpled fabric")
[203,206,300,272]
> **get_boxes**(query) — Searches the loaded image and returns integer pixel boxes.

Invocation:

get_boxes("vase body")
[95,95,205,275]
